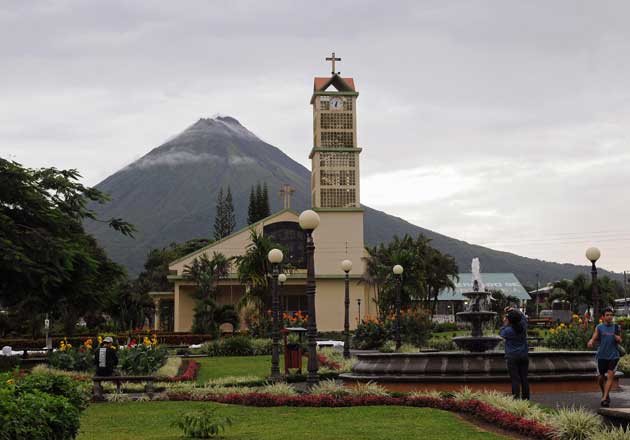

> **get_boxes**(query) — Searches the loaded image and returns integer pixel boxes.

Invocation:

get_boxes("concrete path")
[531,379,630,412]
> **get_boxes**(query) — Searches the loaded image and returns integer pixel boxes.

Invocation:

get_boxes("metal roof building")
[437,273,531,301]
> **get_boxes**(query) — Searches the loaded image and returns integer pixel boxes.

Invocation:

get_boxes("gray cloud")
[2,0,629,271]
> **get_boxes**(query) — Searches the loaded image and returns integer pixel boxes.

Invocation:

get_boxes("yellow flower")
[549,328,555,334]
[578,319,583,324]
[143,336,151,347]
[6,379,14,385]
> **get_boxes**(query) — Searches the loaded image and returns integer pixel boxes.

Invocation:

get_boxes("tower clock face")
[330,97,344,110]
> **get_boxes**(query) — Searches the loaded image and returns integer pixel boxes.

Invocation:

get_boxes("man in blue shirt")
[587,307,621,407]
[499,308,529,399]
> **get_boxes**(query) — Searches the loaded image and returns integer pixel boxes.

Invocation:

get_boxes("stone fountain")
[452,258,502,352]
[339,258,606,392]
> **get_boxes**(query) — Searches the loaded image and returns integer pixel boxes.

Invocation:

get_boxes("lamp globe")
[278,273,287,283]
[267,248,284,264]
[585,247,601,263]
[341,259,353,273]
[299,210,320,231]
[393,264,404,275]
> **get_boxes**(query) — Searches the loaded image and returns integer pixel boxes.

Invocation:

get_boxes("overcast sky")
[2,1,629,272]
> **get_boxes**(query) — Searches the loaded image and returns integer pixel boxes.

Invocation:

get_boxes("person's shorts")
[597,358,619,376]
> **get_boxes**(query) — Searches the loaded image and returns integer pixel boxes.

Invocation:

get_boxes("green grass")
[78,401,507,440]
[195,356,280,383]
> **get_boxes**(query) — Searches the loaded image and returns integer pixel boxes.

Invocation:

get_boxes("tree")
[362,234,458,319]
[224,186,236,236]
[213,187,225,240]
[260,182,270,218]
[183,252,231,334]
[235,229,283,313]
[0,158,134,335]
[247,186,256,225]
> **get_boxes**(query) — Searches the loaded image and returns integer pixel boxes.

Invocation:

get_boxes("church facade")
[158,58,376,332]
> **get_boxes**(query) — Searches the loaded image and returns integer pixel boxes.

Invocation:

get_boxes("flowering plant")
[118,335,167,375]
[282,310,308,328]
[545,315,593,350]
[48,337,94,371]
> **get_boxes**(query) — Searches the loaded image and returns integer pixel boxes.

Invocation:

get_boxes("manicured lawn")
[78,401,507,440]
[195,355,279,383]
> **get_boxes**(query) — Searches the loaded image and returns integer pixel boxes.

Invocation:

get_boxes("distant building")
[434,273,530,322]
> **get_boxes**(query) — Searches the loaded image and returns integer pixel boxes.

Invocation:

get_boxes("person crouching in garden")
[587,307,621,407]
[500,307,529,400]
[94,336,118,376]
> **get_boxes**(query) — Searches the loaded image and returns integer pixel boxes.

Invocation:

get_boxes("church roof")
[313,75,356,92]
[437,273,531,301]
[168,208,300,269]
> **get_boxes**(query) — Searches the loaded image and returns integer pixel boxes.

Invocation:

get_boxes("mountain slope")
[85,116,610,285]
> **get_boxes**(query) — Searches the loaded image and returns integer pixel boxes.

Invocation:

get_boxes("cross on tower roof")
[325,52,341,75]
[279,184,295,209]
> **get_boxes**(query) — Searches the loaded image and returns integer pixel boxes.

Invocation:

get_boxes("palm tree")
[362,234,458,319]
[234,229,283,313]
[183,252,231,334]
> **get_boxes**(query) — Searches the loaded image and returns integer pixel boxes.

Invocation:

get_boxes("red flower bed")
[163,360,200,382]
[165,391,554,439]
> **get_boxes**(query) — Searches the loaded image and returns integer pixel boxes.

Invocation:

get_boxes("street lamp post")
[357,298,361,321]
[586,247,601,321]
[268,248,284,382]
[299,210,321,386]
[393,264,404,350]
[341,259,352,359]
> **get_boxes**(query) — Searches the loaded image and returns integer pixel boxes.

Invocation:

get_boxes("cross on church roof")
[279,184,295,209]
[325,52,341,75]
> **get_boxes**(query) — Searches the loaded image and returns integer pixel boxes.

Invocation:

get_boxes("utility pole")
[536,273,540,319]
[624,271,629,317]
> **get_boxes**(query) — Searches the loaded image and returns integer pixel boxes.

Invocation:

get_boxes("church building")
[156,55,375,332]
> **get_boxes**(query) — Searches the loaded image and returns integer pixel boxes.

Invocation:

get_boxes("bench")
[92,375,156,401]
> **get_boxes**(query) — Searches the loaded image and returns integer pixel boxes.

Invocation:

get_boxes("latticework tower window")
[321,113,353,130]
[320,170,356,186]
[320,188,356,208]
[319,152,356,168]
[320,131,353,148]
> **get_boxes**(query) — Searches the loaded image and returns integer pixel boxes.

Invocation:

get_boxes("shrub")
[172,408,233,438]
[311,379,351,398]
[398,309,432,347]
[591,426,630,440]
[259,382,297,396]
[619,355,630,375]
[545,319,593,350]
[425,338,457,351]
[348,381,389,397]
[352,319,388,350]
[432,322,459,332]
[17,372,91,411]
[0,387,81,440]
[550,407,602,440]
[203,337,272,356]
[118,343,168,375]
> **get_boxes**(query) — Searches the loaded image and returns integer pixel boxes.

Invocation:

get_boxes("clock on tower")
[309,52,361,209]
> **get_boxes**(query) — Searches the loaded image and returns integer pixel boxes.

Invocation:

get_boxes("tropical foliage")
[184,252,232,334]
[0,158,133,337]
[544,314,593,350]
[551,273,624,314]
[362,234,458,318]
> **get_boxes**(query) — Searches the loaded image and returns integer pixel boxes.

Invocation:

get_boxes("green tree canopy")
[0,158,134,335]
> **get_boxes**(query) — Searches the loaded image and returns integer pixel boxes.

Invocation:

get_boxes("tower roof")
[313,74,356,92]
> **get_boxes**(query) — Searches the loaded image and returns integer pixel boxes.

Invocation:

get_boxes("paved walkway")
[531,379,630,412]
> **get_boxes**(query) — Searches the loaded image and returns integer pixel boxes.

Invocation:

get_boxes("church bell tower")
[310,52,361,209]
[309,53,364,276]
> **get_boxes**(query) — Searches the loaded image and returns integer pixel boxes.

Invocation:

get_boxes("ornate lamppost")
[586,247,601,321]
[268,248,284,382]
[341,259,352,359]
[299,209,320,386]
[393,264,404,350]
[357,298,361,321]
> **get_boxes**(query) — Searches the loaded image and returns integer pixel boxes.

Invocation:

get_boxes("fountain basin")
[452,336,502,352]
[340,351,605,390]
